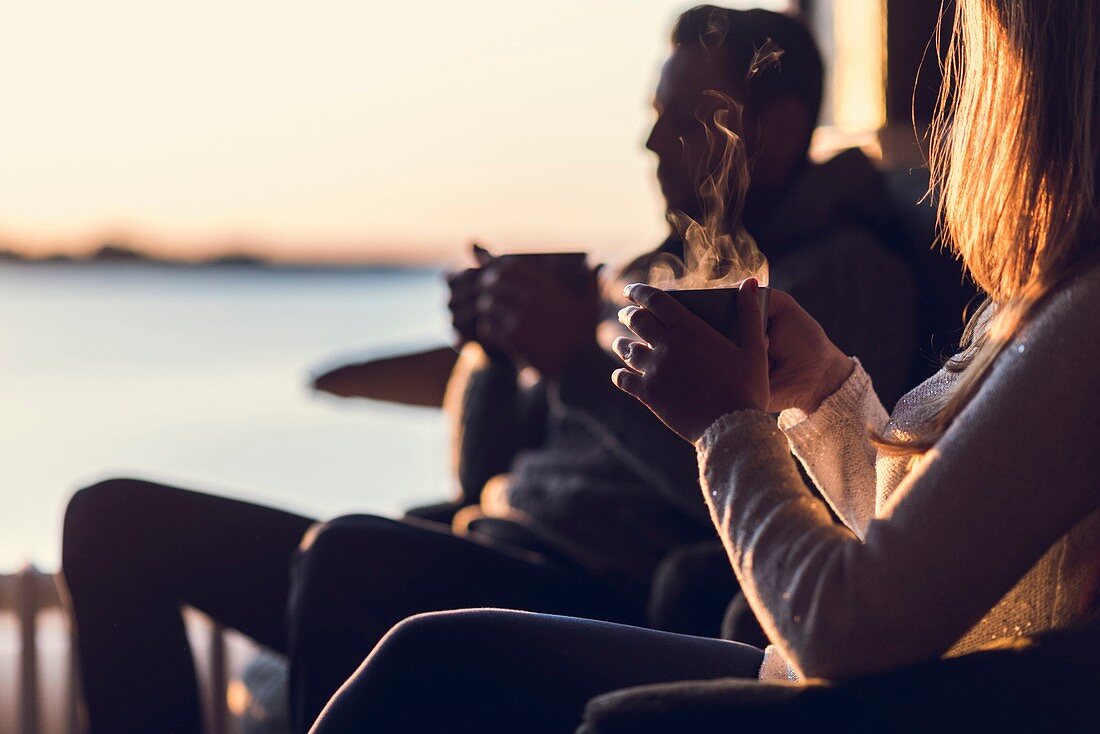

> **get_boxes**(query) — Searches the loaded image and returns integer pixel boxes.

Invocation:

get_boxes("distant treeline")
[0,243,265,267]
[0,243,422,271]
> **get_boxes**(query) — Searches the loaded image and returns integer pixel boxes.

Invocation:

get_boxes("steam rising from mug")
[649,38,784,291]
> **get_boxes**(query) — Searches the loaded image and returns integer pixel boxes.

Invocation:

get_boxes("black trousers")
[310,608,765,734]
[62,479,644,734]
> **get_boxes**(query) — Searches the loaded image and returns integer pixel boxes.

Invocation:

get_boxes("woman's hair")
[879,0,1100,454]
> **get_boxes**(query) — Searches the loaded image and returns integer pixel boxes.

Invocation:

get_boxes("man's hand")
[446,245,494,347]
[446,267,481,345]
[475,258,601,378]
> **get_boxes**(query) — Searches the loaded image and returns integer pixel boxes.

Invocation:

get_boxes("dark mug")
[666,285,770,336]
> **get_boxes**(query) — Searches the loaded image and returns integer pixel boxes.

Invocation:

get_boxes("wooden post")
[209,622,230,734]
[18,565,39,734]
[67,614,83,734]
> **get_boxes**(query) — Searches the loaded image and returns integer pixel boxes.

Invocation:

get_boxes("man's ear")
[754,96,813,189]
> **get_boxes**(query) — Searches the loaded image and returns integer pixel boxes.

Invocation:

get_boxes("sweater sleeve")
[695,283,1100,680]
[445,343,547,504]
[777,360,887,538]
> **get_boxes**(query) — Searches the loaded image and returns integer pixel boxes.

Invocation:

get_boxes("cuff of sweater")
[695,409,788,473]
[777,359,871,446]
[759,645,801,682]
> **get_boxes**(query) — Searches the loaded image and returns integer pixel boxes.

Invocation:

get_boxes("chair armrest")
[578,678,823,734]
[579,624,1100,734]
[402,499,468,526]
[312,345,458,407]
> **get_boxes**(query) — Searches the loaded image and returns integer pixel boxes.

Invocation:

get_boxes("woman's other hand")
[611,280,771,442]
[765,289,854,415]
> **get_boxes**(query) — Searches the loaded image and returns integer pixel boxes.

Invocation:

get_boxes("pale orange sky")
[0,0,791,265]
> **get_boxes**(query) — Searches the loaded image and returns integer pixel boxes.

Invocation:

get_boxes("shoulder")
[772,227,917,305]
[968,263,1100,426]
[1019,263,1100,354]
[778,226,914,278]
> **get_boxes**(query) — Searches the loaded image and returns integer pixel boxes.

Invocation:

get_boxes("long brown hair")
[880,0,1100,454]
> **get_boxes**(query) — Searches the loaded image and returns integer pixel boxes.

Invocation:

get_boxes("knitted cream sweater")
[696,266,1100,682]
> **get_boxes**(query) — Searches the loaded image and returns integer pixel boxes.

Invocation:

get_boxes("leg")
[311,609,764,734]
[287,515,643,732]
[62,478,315,734]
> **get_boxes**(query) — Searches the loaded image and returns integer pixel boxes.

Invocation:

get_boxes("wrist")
[801,353,855,414]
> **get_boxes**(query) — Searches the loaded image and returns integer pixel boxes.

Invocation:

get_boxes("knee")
[291,514,393,616]
[296,514,390,572]
[62,478,151,574]
[311,616,455,734]
[64,478,151,537]
[378,609,512,660]
[371,612,455,665]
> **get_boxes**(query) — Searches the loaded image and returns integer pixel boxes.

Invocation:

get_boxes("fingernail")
[623,283,639,298]
[618,305,637,323]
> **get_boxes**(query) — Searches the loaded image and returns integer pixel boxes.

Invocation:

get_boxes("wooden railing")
[0,566,233,734]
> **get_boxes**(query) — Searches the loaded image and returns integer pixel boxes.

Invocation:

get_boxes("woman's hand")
[764,289,854,415]
[611,280,770,442]
[611,281,854,443]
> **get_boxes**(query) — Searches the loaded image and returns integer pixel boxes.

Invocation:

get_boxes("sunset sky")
[0,0,792,265]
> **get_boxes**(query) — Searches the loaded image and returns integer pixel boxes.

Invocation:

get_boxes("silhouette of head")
[646,7,823,229]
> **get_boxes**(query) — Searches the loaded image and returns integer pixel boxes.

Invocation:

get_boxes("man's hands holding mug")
[612,279,854,443]
[446,246,601,378]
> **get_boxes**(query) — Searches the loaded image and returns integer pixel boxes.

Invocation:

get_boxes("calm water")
[0,264,452,572]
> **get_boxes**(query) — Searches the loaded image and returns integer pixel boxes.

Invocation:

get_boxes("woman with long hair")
[310,1,1100,730]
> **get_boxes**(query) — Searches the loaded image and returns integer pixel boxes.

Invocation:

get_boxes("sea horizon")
[1,263,453,573]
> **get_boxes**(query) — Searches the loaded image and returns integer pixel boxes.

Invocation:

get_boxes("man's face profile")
[646,46,746,224]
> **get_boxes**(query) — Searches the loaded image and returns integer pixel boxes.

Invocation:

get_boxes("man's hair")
[672,6,824,130]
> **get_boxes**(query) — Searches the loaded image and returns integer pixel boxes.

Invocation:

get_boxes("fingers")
[472,242,493,266]
[622,283,689,327]
[476,260,531,322]
[736,279,767,353]
[446,267,479,294]
[447,268,481,341]
[612,336,655,374]
[618,305,669,345]
[477,306,520,349]
[764,287,797,317]
[474,265,530,350]
[476,279,523,314]
[611,367,646,400]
